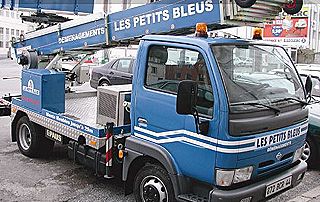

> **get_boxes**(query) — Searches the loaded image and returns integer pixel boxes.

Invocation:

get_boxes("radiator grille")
[98,92,117,119]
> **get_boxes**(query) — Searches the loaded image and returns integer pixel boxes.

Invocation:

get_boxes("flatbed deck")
[64,91,101,129]
[11,90,130,150]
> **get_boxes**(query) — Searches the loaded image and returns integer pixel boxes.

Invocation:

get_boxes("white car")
[296,64,320,73]
[296,66,320,168]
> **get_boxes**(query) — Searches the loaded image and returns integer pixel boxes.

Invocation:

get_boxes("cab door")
[133,41,220,183]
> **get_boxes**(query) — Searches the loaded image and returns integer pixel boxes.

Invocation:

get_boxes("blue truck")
[0,0,312,201]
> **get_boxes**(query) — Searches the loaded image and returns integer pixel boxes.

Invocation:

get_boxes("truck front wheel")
[134,164,175,202]
[283,0,303,15]
[16,116,54,158]
[302,136,318,168]
[235,0,256,8]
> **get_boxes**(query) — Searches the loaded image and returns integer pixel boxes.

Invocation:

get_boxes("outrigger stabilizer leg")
[104,122,114,179]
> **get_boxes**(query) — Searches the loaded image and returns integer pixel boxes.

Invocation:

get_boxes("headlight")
[233,166,253,184]
[293,146,304,163]
[216,166,253,186]
[216,169,234,187]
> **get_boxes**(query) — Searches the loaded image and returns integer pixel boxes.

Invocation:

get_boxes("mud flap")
[0,94,21,117]
[0,95,17,116]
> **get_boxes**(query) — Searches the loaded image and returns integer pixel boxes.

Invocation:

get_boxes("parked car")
[298,68,320,168]
[296,63,320,72]
[233,57,254,66]
[90,58,135,89]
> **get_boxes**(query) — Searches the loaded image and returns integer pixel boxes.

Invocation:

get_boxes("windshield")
[211,44,304,112]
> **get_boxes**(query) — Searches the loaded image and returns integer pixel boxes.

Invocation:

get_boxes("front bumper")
[209,160,307,202]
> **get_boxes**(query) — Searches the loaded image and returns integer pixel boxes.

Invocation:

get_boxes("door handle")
[109,71,114,75]
[138,118,148,125]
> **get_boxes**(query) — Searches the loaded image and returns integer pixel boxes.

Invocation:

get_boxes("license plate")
[45,130,63,143]
[265,176,292,197]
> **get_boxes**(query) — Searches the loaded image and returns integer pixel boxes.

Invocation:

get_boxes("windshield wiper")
[272,97,309,106]
[230,101,280,114]
[311,96,320,104]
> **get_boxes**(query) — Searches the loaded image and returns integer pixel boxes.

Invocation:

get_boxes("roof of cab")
[142,35,278,47]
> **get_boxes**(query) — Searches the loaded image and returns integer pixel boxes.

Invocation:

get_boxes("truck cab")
[125,34,308,201]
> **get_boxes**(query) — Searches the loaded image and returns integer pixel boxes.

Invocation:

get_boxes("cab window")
[145,45,214,117]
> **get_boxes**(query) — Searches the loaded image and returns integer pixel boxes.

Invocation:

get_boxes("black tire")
[99,80,110,87]
[16,116,54,158]
[302,136,318,169]
[235,0,256,8]
[283,0,303,15]
[134,164,175,202]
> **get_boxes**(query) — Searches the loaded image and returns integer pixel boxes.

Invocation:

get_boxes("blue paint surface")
[108,0,221,41]
[17,0,94,13]
[21,69,65,113]
[15,18,106,55]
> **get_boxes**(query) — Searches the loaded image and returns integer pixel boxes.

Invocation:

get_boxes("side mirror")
[305,75,312,99]
[176,81,198,115]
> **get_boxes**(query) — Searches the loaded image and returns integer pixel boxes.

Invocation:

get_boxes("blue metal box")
[21,69,65,113]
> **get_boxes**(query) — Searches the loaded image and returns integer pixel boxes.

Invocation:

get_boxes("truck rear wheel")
[283,0,303,15]
[235,0,256,8]
[16,116,54,158]
[134,164,175,202]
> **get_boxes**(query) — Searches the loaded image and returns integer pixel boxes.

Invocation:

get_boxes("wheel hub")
[301,141,311,161]
[141,176,168,202]
[143,185,160,202]
[19,123,32,151]
[286,0,296,9]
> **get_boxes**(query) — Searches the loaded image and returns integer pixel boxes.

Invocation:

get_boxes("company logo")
[276,152,283,161]
[58,27,105,44]
[22,80,40,96]
[271,26,283,37]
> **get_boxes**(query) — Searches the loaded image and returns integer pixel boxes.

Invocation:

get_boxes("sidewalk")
[0,54,7,60]
[288,185,320,202]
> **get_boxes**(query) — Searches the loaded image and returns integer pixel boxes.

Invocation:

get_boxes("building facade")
[0,9,33,58]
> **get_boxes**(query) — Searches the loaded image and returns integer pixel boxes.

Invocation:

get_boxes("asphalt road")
[0,58,319,202]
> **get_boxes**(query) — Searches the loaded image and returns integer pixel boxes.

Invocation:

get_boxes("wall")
[0,9,33,59]
[307,4,320,53]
